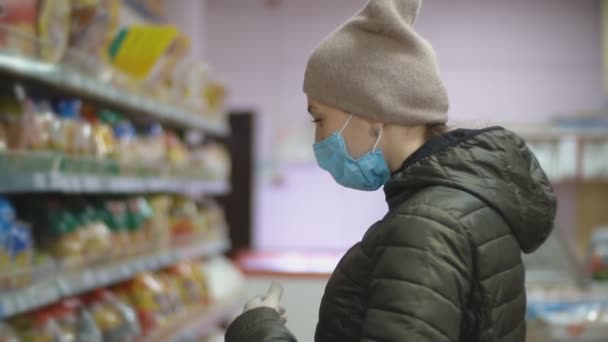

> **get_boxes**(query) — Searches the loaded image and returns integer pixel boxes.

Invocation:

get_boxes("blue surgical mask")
[313,115,391,191]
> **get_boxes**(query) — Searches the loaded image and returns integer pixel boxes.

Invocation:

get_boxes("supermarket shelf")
[0,171,230,194]
[0,239,230,319]
[0,54,228,135]
[147,292,243,342]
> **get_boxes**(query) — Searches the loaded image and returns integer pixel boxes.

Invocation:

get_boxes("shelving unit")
[0,170,230,194]
[0,22,238,340]
[0,54,228,135]
[0,239,230,320]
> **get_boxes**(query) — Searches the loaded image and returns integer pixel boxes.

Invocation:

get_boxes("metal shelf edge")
[0,239,231,319]
[0,54,228,135]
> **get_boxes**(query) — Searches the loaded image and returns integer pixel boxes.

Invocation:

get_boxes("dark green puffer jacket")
[225,127,557,342]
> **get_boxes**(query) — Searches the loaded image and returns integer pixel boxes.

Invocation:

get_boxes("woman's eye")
[312,118,321,123]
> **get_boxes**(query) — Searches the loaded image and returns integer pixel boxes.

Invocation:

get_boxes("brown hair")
[425,123,449,140]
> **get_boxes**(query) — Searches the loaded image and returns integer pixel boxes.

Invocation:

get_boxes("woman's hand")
[244,282,288,323]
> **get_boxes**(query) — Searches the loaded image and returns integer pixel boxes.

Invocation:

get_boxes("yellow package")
[108,25,180,79]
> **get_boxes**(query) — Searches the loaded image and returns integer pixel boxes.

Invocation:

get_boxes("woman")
[226,0,557,341]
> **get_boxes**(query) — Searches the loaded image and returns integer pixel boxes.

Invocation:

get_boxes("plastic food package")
[75,306,102,342]
[56,99,93,155]
[165,131,189,169]
[77,205,112,264]
[108,25,180,80]
[112,121,137,167]
[11,309,63,342]
[38,0,71,63]
[138,123,166,167]
[49,209,84,268]
[148,196,172,249]
[0,0,38,57]
[165,262,209,305]
[83,289,139,342]
[122,273,173,335]
[99,199,130,259]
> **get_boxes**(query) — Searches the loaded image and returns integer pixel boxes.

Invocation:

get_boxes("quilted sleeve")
[361,208,473,342]
[225,307,297,342]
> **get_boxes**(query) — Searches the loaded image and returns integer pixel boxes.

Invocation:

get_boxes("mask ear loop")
[338,114,354,135]
[372,126,383,152]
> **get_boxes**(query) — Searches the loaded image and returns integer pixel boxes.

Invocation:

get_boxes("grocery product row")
[0,258,243,342]
[0,87,231,191]
[0,194,233,321]
[0,0,227,133]
[0,193,227,281]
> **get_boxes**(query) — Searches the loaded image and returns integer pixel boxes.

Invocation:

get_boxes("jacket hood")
[384,127,557,254]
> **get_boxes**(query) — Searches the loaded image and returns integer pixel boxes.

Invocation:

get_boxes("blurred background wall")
[166,0,605,250]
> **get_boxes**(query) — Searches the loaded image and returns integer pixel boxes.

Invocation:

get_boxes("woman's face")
[308,98,379,159]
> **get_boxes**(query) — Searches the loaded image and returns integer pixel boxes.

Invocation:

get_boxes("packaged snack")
[170,196,199,242]
[99,199,130,258]
[10,87,49,151]
[38,0,71,63]
[56,99,93,155]
[83,289,138,342]
[107,25,180,80]
[51,300,78,342]
[148,196,171,248]
[165,131,189,169]
[36,100,62,151]
[75,306,102,342]
[12,309,63,342]
[112,121,137,167]
[126,197,154,253]
[138,123,166,167]
[77,205,112,264]
[48,208,83,268]
[165,262,208,304]
[6,222,34,287]
[0,0,38,57]
[123,273,173,335]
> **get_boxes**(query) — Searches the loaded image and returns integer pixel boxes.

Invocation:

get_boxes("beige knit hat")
[303,0,449,125]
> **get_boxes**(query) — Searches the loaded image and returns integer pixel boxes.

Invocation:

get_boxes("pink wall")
[199,0,604,250]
